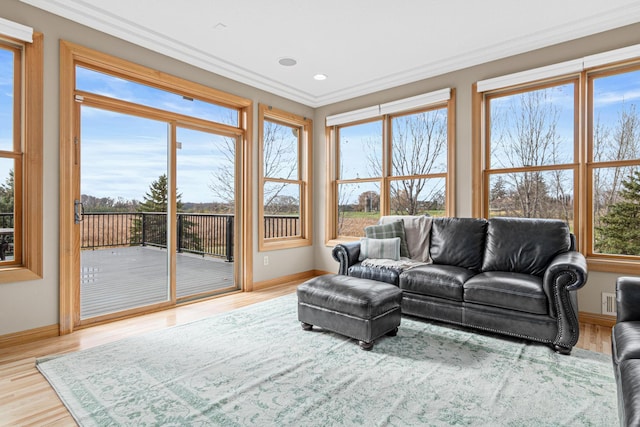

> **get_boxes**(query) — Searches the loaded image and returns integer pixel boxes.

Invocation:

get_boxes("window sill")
[259,237,312,252]
[325,236,361,247]
[587,257,640,275]
[0,266,43,284]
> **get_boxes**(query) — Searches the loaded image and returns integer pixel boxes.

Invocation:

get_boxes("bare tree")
[209,120,298,215]
[491,88,571,219]
[391,111,447,214]
[262,121,298,213]
[366,109,448,215]
[357,191,380,212]
[208,135,236,214]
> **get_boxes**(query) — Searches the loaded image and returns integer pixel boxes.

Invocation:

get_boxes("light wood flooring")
[0,281,613,427]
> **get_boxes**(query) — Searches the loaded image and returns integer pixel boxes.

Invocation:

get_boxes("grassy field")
[338,211,444,237]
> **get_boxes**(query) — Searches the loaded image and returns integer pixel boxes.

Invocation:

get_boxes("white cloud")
[593,89,640,107]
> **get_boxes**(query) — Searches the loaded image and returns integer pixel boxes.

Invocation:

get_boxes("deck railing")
[80,212,234,261]
[0,213,13,228]
[80,212,299,262]
[264,215,299,238]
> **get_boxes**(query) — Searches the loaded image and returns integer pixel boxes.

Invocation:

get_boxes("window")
[327,90,455,242]
[589,67,640,265]
[475,50,640,273]
[0,30,42,283]
[484,81,577,225]
[336,119,382,237]
[258,105,312,250]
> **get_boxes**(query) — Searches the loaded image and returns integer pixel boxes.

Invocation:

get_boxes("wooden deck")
[81,246,235,319]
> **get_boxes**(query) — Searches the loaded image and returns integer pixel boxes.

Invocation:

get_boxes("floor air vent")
[602,292,617,316]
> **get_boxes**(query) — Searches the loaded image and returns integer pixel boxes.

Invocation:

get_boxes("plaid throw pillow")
[358,237,401,261]
[364,220,410,258]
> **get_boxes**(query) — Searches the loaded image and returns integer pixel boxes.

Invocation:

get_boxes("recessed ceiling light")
[314,73,328,81]
[278,57,297,67]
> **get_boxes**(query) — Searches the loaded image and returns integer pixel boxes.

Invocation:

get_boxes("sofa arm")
[544,251,588,293]
[332,241,361,275]
[542,251,588,353]
[616,277,640,323]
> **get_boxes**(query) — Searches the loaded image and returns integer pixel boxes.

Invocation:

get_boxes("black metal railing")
[80,213,300,262]
[0,213,14,228]
[80,212,234,262]
[264,215,300,238]
[81,212,139,249]
[0,213,14,260]
[175,213,234,261]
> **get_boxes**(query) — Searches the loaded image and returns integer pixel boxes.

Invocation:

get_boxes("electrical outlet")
[263,256,269,266]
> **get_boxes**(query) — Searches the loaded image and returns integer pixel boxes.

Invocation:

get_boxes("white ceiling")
[20,0,640,107]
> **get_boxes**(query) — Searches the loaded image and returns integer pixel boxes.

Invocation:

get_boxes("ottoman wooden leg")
[301,322,313,331]
[386,327,399,337]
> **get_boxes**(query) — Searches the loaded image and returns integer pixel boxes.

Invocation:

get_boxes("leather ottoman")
[297,274,402,350]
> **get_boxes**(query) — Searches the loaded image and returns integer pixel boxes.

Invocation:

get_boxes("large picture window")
[258,105,312,250]
[589,67,640,262]
[0,29,42,283]
[327,90,455,242]
[476,52,640,273]
[484,81,577,225]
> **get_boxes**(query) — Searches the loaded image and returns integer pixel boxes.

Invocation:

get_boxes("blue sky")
[77,67,237,204]
[0,48,13,154]
[1,48,640,205]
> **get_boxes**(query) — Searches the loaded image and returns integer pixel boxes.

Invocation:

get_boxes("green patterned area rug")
[37,293,617,426]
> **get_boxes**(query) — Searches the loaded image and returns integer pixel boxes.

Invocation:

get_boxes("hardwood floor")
[0,282,613,427]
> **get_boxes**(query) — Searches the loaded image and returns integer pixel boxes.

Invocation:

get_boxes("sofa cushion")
[399,265,474,302]
[430,217,487,271]
[619,359,640,427]
[463,271,547,315]
[380,215,432,263]
[364,220,410,258]
[613,322,640,365]
[358,237,401,261]
[482,217,571,277]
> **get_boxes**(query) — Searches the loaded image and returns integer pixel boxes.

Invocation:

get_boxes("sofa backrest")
[430,217,487,271]
[481,217,571,276]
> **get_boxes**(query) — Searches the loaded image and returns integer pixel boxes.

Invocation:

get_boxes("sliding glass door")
[77,106,242,320]
[175,126,238,300]
[79,106,170,319]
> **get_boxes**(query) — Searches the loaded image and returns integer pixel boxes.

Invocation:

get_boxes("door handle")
[74,200,84,224]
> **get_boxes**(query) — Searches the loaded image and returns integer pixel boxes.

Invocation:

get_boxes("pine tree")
[0,169,14,227]
[595,170,640,255]
[130,174,201,251]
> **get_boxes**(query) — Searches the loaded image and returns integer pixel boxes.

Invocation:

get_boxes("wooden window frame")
[585,63,640,274]
[0,33,43,283]
[258,104,312,251]
[326,91,456,245]
[479,78,580,229]
[473,60,640,275]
